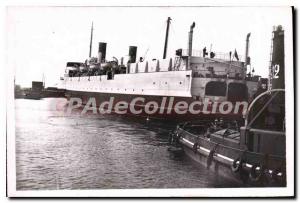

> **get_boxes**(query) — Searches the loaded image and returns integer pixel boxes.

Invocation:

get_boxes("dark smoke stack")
[128,46,137,63]
[243,33,251,80]
[271,25,285,89]
[98,42,107,63]
[245,33,251,65]
[188,22,195,57]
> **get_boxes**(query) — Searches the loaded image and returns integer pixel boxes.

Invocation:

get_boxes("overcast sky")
[6,6,292,87]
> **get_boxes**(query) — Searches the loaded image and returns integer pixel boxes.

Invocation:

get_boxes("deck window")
[227,83,248,102]
[205,81,227,96]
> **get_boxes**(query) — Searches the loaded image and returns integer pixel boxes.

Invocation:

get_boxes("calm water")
[15,98,241,190]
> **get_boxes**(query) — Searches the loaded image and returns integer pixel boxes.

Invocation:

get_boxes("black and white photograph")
[5,5,295,197]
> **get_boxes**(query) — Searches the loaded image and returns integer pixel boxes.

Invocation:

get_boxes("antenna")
[89,22,94,58]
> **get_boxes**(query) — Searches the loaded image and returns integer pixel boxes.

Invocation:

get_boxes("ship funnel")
[270,25,285,90]
[128,46,137,63]
[98,42,107,63]
[188,22,196,57]
[245,33,251,65]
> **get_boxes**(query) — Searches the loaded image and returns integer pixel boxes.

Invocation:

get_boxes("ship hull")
[173,127,286,187]
[65,90,246,122]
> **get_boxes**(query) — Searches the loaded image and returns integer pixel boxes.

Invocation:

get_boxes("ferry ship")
[61,18,265,121]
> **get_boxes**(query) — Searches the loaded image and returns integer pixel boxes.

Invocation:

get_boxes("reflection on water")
[15,98,242,190]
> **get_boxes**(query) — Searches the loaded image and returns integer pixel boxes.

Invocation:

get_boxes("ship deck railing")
[181,49,243,61]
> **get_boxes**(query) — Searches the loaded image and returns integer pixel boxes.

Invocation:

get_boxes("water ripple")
[15,98,241,190]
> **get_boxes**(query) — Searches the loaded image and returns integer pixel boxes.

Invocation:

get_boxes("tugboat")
[168,25,286,187]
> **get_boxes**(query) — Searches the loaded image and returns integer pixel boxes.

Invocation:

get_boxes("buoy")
[249,164,264,183]
[175,131,182,142]
[206,150,214,169]
[192,142,198,153]
[272,168,285,186]
[231,150,247,173]
[239,166,249,183]
[206,144,218,169]
[231,157,243,173]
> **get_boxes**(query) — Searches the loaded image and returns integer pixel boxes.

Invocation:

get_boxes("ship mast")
[163,17,171,59]
[89,22,94,58]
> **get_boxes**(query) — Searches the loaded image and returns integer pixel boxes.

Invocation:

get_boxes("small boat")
[168,25,287,187]
[169,89,286,187]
